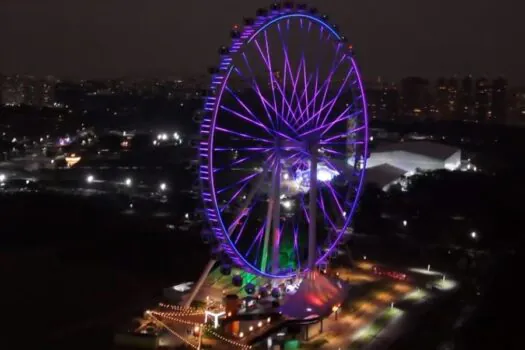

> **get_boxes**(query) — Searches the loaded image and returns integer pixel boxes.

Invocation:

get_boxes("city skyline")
[0,0,523,82]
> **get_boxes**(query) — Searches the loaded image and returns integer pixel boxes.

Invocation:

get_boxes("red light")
[233,24,239,30]
[348,45,353,50]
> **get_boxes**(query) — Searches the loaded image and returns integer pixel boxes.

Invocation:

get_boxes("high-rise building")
[508,87,525,125]
[0,75,56,107]
[490,77,507,123]
[435,76,458,120]
[401,77,431,118]
[457,75,475,121]
[380,84,400,120]
[475,77,491,122]
[366,78,399,121]
[1,75,25,105]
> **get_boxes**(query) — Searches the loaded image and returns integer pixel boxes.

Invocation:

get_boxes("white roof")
[374,141,459,161]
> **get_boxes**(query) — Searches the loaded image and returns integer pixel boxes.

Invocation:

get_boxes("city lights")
[125,178,132,187]
[159,182,167,191]
[86,175,94,184]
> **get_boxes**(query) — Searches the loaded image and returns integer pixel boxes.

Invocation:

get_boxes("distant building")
[0,75,56,107]
[435,77,458,120]
[366,78,399,121]
[1,75,25,105]
[457,75,475,121]
[490,77,507,123]
[401,77,431,118]
[475,78,491,122]
[365,141,462,190]
[508,87,525,125]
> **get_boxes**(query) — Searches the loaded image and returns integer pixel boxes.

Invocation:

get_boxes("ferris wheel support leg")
[271,159,282,276]
[307,149,318,275]
[183,259,216,309]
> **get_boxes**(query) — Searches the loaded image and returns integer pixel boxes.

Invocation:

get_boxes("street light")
[86,175,94,184]
[159,182,167,191]
[402,220,407,227]
[470,231,477,239]
[332,305,340,320]
[125,178,132,187]
[0,174,6,182]
[281,200,293,210]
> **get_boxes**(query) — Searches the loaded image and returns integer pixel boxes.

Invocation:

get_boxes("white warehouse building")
[363,141,462,190]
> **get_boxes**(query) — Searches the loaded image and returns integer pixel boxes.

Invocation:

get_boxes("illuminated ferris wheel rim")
[199,7,369,279]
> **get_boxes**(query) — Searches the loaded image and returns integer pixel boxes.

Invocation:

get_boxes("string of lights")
[147,313,199,350]
[158,302,203,313]
[206,328,252,349]
[151,311,251,349]
[151,311,200,326]
[157,309,204,317]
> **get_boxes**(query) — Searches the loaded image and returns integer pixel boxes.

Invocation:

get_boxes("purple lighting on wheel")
[198,8,369,279]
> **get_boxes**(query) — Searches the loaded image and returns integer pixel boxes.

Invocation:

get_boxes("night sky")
[1,0,522,83]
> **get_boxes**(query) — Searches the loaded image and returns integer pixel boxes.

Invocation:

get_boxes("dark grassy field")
[0,192,207,350]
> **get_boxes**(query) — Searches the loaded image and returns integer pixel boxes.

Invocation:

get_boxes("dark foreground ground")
[0,192,522,350]
[0,192,207,350]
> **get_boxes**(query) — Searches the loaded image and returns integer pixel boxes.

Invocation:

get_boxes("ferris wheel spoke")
[286,70,314,128]
[253,39,270,70]
[277,20,310,128]
[263,31,280,119]
[296,188,310,225]
[282,56,305,124]
[293,54,348,130]
[214,146,272,152]
[321,128,364,143]
[306,30,334,128]
[297,109,353,139]
[319,147,345,157]
[323,182,345,218]
[217,172,259,195]
[296,99,345,137]
[225,160,271,232]
[220,182,250,214]
[319,107,358,137]
[214,152,267,173]
[301,53,311,122]
[253,37,279,122]
[303,33,336,128]
[239,55,277,128]
[318,66,356,128]
[277,23,289,122]
[272,74,308,135]
[223,87,274,135]
[293,222,301,271]
[215,126,272,144]
[322,122,365,144]
[313,42,344,128]
[298,106,360,140]
[318,196,338,235]
[310,67,320,127]
[246,224,265,260]
[232,202,255,244]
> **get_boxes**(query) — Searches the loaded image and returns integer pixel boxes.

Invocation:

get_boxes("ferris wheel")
[197,3,368,280]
